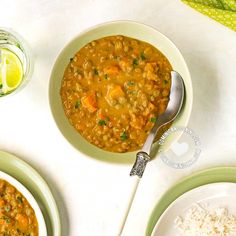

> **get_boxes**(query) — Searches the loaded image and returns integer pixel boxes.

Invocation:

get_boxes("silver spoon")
[130,70,185,177]
[118,71,184,235]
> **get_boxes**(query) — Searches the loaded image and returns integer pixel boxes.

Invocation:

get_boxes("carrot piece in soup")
[97,109,106,120]
[106,85,125,106]
[107,85,125,99]
[103,65,120,75]
[81,92,97,113]
[16,213,29,229]
[0,199,5,206]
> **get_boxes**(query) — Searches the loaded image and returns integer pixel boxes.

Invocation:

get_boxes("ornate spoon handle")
[130,151,151,178]
[130,117,164,178]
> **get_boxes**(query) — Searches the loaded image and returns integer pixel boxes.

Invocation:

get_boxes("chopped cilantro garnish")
[0,84,2,89]
[127,81,135,86]
[1,215,10,223]
[17,196,23,204]
[75,100,81,109]
[98,120,106,126]
[104,74,108,80]
[150,117,157,123]
[164,79,169,84]
[4,206,10,212]
[93,68,99,76]
[120,132,128,141]
[140,52,146,60]
[133,58,138,66]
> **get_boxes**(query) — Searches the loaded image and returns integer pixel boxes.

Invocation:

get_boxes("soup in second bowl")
[0,179,38,235]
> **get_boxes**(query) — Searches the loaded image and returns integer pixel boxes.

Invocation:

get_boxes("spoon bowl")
[130,71,185,177]
[164,71,185,121]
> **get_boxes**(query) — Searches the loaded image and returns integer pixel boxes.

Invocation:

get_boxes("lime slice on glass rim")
[0,48,23,95]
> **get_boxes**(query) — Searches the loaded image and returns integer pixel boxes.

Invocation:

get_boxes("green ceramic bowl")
[49,21,193,164]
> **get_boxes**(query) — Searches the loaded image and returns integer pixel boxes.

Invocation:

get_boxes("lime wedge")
[0,48,23,94]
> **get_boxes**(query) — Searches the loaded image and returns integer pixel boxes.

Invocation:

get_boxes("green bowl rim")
[0,150,61,236]
[48,20,193,163]
[146,166,236,236]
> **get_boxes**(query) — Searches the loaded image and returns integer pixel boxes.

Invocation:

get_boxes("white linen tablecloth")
[1,0,236,235]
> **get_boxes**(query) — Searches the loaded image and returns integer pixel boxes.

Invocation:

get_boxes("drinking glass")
[0,28,32,97]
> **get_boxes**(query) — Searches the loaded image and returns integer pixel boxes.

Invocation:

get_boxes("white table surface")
[1,0,236,235]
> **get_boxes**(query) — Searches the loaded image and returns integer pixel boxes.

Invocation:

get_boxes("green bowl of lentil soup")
[0,170,47,235]
[49,21,193,163]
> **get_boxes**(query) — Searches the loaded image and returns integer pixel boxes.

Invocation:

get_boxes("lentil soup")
[60,35,172,152]
[0,179,38,236]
